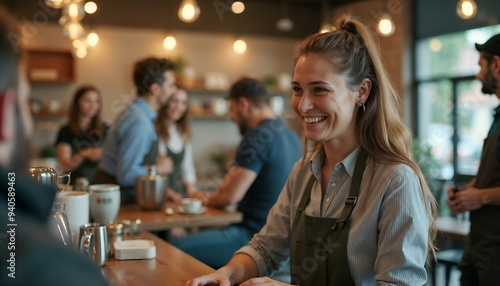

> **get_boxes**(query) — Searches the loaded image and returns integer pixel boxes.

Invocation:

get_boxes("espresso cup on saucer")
[181,198,203,213]
[88,184,121,224]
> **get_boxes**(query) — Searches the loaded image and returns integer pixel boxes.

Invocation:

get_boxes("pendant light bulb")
[231,1,245,14]
[456,0,477,20]
[377,12,395,36]
[178,0,201,23]
[233,39,247,54]
[163,36,177,50]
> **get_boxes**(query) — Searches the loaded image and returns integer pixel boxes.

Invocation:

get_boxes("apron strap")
[297,175,316,211]
[333,148,368,230]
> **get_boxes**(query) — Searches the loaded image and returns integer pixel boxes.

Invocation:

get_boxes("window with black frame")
[415,25,500,184]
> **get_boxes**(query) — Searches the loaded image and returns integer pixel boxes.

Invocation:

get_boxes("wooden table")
[117,203,243,231]
[102,231,214,286]
[436,216,470,241]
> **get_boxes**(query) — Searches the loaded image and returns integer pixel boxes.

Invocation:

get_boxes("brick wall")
[333,0,413,109]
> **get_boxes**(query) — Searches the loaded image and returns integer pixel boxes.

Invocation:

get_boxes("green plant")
[412,139,441,195]
[173,56,187,75]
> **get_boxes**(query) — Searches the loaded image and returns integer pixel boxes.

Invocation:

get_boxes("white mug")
[55,191,89,246]
[88,184,121,224]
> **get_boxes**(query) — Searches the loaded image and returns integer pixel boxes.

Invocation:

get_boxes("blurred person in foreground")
[186,14,436,286]
[55,85,109,187]
[172,77,302,273]
[92,57,176,204]
[446,34,500,285]
[0,6,108,285]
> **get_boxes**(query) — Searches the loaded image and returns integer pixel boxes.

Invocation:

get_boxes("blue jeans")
[171,225,254,269]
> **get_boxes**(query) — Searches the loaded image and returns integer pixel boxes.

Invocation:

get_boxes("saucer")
[177,206,207,215]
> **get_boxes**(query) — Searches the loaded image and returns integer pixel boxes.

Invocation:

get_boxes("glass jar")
[48,202,73,247]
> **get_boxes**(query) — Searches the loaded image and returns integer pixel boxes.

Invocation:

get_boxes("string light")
[86,30,99,47]
[84,1,98,14]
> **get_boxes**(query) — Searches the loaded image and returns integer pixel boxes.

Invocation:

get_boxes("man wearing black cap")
[171,78,302,277]
[446,34,500,285]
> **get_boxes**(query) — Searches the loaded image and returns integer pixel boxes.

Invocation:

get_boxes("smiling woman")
[185,13,437,286]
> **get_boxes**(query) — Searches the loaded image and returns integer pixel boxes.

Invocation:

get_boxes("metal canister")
[75,177,89,192]
[107,221,123,258]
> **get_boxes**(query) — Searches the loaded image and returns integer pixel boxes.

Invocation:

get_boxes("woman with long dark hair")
[55,85,108,186]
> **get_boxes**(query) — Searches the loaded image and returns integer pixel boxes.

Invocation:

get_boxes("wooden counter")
[117,203,243,231]
[102,231,213,286]
[436,216,470,242]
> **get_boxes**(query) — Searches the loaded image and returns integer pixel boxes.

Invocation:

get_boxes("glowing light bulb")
[73,47,87,59]
[233,39,247,54]
[178,0,200,23]
[62,22,84,40]
[87,31,99,47]
[457,0,477,20]
[377,12,395,36]
[44,0,70,9]
[63,3,85,21]
[163,36,177,50]
[84,1,97,14]
[231,1,245,14]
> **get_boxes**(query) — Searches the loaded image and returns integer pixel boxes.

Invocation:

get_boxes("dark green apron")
[290,149,368,286]
[92,140,158,205]
[166,146,186,197]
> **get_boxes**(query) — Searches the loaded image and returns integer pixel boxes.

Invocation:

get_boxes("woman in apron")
[156,85,198,239]
[155,85,197,201]
[187,14,437,286]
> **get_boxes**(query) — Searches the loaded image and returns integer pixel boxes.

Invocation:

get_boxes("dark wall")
[415,0,500,38]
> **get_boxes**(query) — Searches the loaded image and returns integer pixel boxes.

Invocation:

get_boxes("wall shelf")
[26,49,75,83]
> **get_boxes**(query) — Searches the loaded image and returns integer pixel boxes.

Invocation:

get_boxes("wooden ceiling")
[1,0,365,38]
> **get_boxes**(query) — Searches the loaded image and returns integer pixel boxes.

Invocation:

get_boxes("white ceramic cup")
[181,198,202,212]
[88,184,121,224]
[55,191,89,246]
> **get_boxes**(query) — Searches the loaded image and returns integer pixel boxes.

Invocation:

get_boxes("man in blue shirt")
[172,78,302,274]
[93,57,177,204]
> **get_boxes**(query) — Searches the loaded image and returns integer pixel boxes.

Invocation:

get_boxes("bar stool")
[431,249,463,286]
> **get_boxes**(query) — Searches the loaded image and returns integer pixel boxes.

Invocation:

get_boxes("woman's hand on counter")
[166,189,183,203]
[189,191,209,206]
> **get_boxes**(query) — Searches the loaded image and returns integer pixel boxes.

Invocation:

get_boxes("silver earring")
[357,100,365,112]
